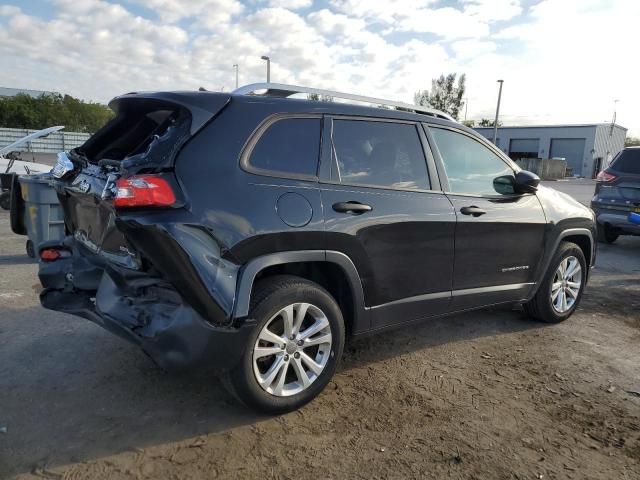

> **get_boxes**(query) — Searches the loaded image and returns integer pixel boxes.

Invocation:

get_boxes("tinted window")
[431,128,515,195]
[332,120,430,190]
[249,118,321,177]
[611,149,640,174]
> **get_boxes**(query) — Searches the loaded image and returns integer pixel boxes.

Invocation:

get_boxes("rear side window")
[611,149,640,174]
[248,118,321,177]
[331,120,430,190]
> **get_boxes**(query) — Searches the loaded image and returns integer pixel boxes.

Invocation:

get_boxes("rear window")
[77,102,191,166]
[248,118,321,177]
[611,149,640,174]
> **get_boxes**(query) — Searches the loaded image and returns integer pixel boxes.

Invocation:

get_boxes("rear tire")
[225,275,345,414]
[597,224,618,244]
[0,192,10,210]
[26,240,35,258]
[524,242,586,323]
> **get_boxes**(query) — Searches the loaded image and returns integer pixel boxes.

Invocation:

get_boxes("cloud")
[461,0,522,22]
[128,0,244,25]
[0,0,637,135]
[267,0,313,9]
[450,39,496,60]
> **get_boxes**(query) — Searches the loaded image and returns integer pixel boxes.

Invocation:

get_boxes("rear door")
[426,125,547,311]
[320,116,456,330]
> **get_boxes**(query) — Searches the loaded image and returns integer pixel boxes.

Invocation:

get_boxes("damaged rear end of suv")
[38,91,253,371]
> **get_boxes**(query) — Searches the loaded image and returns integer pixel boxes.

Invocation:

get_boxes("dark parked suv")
[18,84,596,412]
[591,146,640,243]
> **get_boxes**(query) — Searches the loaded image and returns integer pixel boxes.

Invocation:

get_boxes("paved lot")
[541,179,596,206]
[1,180,639,479]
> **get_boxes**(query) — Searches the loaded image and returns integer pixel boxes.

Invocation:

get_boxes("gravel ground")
[1,180,639,479]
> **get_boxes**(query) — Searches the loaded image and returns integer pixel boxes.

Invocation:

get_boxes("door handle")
[460,206,486,217]
[332,201,372,215]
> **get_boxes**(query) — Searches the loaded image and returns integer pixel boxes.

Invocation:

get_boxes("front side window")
[248,117,321,177]
[430,127,515,195]
[331,120,430,190]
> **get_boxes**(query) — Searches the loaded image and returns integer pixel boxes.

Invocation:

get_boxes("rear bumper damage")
[38,236,254,372]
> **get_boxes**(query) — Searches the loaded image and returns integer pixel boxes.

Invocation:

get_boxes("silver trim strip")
[369,282,535,310]
[451,283,534,297]
[369,290,451,310]
[233,83,455,122]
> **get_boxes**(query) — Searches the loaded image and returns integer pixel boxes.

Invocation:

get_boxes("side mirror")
[514,170,540,194]
[493,175,516,195]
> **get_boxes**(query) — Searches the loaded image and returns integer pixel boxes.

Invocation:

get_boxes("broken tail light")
[40,248,71,262]
[114,175,176,208]
[596,170,617,183]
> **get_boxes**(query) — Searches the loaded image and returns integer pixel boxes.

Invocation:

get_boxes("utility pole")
[233,64,239,89]
[492,80,504,145]
[464,97,468,122]
[609,99,619,136]
[261,56,271,83]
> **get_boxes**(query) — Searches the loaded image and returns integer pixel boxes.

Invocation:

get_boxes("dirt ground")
[1,185,639,479]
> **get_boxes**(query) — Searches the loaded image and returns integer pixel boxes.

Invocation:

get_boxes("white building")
[474,124,627,178]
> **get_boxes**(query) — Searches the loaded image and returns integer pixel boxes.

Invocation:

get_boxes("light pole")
[233,64,239,89]
[492,80,504,146]
[260,56,270,83]
[464,97,468,122]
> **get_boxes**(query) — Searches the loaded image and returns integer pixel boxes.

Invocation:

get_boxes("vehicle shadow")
[0,305,544,477]
[342,305,543,371]
[0,254,35,266]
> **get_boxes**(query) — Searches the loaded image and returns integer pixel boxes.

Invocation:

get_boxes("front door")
[320,117,456,330]
[427,125,547,311]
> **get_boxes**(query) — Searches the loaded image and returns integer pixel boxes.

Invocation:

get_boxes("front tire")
[225,275,345,413]
[524,242,586,323]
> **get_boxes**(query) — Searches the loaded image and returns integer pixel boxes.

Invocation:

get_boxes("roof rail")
[232,83,455,122]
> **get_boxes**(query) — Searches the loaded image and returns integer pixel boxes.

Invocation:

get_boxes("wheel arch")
[233,250,369,335]
[529,227,594,300]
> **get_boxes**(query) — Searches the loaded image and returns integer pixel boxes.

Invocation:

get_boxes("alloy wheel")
[252,303,332,397]
[550,255,582,313]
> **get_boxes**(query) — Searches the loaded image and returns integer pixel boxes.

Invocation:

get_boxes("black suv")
[591,146,640,243]
[19,84,596,413]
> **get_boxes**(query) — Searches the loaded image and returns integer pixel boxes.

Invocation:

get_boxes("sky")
[0,0,637,135]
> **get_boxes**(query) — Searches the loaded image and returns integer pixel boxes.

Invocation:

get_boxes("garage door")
[509,138,539,159]
[550,138,585,176]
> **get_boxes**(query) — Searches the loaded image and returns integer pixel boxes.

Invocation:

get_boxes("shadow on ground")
[0,304,543,477]
[0,254,35,266]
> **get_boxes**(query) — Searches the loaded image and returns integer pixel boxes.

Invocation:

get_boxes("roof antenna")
[198,86,207,91]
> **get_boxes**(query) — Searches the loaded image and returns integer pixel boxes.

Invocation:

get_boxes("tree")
[625,136,640,147]
[0,93,114,133]
[478,118,502,127]
[462,120,475,127]
[414,73,466,120]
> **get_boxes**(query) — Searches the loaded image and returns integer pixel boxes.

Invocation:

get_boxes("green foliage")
[462,120,476,127]
[624,136,640,147]
[0,93,114,133]
[478,118,502,127]
[414,73,466,120]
